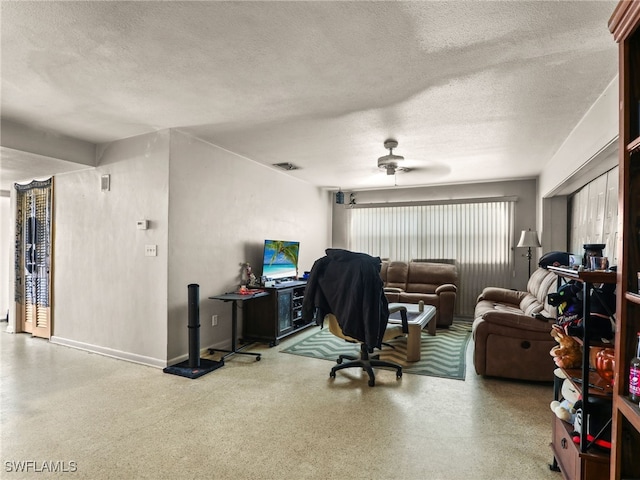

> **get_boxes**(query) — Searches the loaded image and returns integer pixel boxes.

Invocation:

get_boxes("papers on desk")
[236,286,265,295]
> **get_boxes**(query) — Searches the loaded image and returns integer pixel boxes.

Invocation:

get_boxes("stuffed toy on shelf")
[550,324,582,369]
[550,369,580,425]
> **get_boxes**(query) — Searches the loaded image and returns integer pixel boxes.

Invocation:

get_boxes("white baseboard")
[49,336,231,369]
[50,336,166,369]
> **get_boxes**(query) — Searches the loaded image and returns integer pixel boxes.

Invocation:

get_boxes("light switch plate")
[101,174,110,192]
[145,244,157,257]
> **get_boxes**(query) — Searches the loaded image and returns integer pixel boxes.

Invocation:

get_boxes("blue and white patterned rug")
[280,320,472,380]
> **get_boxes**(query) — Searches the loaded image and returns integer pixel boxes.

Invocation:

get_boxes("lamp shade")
[517,229,541,248]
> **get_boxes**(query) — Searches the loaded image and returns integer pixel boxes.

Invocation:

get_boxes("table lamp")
[517,229,541,277]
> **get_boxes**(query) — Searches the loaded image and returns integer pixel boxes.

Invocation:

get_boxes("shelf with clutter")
[547,261,616,479]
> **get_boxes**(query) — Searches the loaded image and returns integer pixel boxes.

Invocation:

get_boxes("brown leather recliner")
[472,267,558,382]
[380,260,458,327]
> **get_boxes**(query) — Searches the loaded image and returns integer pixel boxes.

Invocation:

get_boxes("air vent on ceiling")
[272,162,300,171]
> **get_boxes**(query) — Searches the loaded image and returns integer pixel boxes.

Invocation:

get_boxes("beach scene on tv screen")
[263,240,299,279]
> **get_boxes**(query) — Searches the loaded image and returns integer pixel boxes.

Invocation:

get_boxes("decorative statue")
[241,262,258,287]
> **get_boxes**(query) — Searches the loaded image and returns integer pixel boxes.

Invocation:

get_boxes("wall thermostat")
[136,220,149,230]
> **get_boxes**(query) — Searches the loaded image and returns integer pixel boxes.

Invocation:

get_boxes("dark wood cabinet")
[552,416,610,480]
[610,3,640,479]
[242,282,312,346]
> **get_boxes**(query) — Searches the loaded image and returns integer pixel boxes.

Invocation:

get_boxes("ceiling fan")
[377,139,410,175]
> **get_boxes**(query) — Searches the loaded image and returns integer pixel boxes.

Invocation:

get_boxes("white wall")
[1,119,96,168]
[539,76,619,253]
[51,131,171,366]
[332,179,537,291]
[540,77,619,200]
[166,130,331,362]
[535,76,619,260]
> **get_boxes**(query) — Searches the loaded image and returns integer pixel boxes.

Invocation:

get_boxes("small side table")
[387,303,437,362]
[208,291,269,362]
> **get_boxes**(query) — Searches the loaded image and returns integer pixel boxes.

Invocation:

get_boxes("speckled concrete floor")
[1,326,560,480]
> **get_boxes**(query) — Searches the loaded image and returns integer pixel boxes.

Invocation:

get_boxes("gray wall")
[332,179,538,291]
[52,131,171,365]
[166,130,331,362]
[47,129,331,366]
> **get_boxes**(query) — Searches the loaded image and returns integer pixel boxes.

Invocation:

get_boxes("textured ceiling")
[0,1,619,192]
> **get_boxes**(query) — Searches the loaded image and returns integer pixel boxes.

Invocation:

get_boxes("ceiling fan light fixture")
[377,139,405,175]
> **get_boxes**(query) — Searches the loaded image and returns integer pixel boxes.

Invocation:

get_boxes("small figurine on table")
[241,262,258,287]
[247,268,258,287]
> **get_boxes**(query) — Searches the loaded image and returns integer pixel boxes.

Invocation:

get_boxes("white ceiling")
[0,1,619,192]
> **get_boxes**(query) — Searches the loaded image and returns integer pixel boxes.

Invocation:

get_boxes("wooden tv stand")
[242,281,312,346]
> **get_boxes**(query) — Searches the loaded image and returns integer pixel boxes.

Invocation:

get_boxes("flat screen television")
[261,240,300,280]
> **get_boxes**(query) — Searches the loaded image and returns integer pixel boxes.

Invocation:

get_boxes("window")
[349,199,515,316]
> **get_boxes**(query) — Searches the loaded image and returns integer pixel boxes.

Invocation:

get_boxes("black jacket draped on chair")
[302,249,389,350]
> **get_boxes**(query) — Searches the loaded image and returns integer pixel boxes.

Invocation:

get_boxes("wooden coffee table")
[387,303,437,362]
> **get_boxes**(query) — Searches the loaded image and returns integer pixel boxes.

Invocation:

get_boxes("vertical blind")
[349,199,516,316]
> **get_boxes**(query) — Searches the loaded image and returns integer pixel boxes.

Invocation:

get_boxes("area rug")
[281,320,473,380]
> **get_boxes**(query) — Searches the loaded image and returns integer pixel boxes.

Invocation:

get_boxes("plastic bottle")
[630,332,640,403]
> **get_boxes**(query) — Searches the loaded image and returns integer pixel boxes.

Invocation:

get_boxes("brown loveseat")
[380,260,458,327]
[472,267,558,381]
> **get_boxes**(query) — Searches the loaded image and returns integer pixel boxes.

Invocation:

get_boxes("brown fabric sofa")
[472,267,558,381]
[380,260,458,327]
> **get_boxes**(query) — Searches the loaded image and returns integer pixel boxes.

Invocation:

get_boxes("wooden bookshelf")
[609,3,640,478]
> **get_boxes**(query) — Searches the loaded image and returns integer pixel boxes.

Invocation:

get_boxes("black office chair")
[302,248,407,387]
